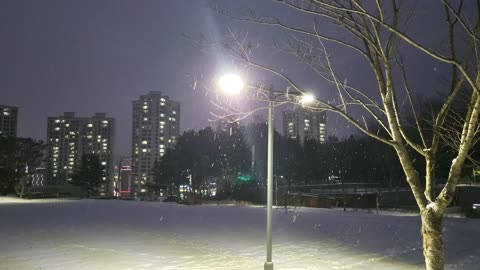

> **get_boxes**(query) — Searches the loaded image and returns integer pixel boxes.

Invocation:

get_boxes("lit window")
[142,140,148,145]
[160,113,165,117]
[160,149,165,153]
[55,120,60,123]
[142,105,148,109]
[144,118,148,121]
[54,127,60,131]
[87,123,93,127]
[160,125,164,129]
[160,98,166,102]
[65,123,70,127]
[101,162,107,166]
[160,103,165,106]
[160,145,165,148]
[172,111,176,115]
[142,149,147,153]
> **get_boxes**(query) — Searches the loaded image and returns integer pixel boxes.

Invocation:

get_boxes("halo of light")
[218,74,244,95]
[301,93,315,105]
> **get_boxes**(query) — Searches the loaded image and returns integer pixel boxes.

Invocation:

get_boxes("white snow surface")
[0,197,479,270]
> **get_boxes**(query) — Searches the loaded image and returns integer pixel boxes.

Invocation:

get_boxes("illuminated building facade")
[131,91,180,196]
[26,168,46,189]
[283,108,326,143]
[113,157,132,197]
[0,105,18,137]
[46,112,114,194]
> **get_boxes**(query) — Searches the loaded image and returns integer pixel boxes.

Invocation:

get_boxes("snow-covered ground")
[0,197,479,270]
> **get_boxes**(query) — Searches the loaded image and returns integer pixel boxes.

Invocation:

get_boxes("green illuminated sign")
[236,173,253,182]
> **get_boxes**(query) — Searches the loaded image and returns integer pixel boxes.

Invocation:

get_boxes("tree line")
[150,119,473,200]
[0,135,105,198]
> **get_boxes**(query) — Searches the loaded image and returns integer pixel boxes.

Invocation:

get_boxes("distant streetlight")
[217,73,314,270]
[301,93,315,106]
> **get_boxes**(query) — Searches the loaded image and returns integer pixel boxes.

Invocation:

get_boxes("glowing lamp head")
[301,93,315,105]
[218,74,244,95]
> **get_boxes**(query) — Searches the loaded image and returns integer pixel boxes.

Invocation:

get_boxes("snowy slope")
[0,198,479,270]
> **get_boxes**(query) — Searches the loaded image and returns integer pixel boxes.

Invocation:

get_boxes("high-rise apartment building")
[46,112,114,194]
[283,108,326,143]
[0,105,18,137]
[131,91,180,196]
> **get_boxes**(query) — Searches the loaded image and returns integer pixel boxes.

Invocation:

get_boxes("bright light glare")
[218,74,244,95]
[301,93,315,105]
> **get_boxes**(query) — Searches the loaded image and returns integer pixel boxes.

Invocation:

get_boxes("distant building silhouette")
[131,91,180,197]
[283,108,326,143]
[46,112,114,195]
[0,105,18,137]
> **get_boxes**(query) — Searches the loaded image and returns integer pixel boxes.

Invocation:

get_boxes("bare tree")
[196,1,480,269]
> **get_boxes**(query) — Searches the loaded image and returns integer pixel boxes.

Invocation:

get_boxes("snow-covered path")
[0,198,479,270]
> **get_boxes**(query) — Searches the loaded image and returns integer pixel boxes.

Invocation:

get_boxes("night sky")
[1,0,448,158]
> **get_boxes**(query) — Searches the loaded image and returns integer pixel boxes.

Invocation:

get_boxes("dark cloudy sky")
[1,0,449,157]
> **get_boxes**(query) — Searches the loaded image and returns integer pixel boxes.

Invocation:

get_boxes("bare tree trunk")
[421,210,444,270]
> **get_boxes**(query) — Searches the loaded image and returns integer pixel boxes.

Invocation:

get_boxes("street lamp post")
[265,91,274,270]
[217,74,314,270]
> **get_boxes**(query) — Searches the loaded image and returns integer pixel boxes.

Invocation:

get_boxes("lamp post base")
[264,262,274,270]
